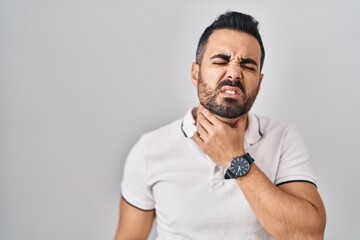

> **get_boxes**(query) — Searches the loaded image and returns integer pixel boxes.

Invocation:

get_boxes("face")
[192,29,264,119]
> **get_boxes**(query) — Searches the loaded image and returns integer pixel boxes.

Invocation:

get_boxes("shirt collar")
[181,108,197,138]
[181,107,262,147]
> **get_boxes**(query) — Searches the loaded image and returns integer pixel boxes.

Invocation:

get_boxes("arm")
[236,165,326,239]
[193,107,326,239]
[114,197,155,240]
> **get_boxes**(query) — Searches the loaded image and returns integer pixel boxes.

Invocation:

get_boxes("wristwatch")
[224,153,255,179]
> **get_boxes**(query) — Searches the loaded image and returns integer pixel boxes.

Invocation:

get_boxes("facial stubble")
[197,73,260,119]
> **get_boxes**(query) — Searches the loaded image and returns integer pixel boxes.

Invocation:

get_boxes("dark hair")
[195,11,265,71]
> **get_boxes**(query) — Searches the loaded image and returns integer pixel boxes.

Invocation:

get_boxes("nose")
[226,62,242,81]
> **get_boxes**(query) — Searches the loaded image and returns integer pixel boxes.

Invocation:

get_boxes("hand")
[192,106,247,168]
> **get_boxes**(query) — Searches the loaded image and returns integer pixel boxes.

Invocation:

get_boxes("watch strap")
[243,153,254,164]
[224,169,235,179]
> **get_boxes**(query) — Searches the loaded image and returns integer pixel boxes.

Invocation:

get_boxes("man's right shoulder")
[136,118,186,149]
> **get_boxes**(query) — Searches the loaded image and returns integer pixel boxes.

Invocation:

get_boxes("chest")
[146,140,275,238]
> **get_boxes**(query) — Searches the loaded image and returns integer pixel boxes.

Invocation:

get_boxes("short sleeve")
[275,126,317,186]
[121,137,155,210]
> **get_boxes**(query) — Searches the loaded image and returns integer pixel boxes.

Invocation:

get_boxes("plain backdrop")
[1,0,360,239]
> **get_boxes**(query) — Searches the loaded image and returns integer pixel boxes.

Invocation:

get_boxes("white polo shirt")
[121,109,316,240]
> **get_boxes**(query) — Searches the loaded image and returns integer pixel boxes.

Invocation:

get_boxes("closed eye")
[240,57,258,72]
[213,61,228,66]
[210,54,231,66]
[241,64,256,71]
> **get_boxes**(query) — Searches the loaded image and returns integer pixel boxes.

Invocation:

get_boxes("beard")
[197,73,260,119]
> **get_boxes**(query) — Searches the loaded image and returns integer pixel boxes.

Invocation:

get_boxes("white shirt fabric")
[121,109,316,240]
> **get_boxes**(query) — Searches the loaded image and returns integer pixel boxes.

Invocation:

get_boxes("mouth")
[220,86,242,98]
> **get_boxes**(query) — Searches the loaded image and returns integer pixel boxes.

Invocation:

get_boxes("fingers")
[196,107,217,141]
[197,112,212,131]
[198,106,220,126]
[194,113,209,143]
[192,131,202,143]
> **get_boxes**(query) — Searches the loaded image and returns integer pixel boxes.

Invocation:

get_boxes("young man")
[115,11,326,240]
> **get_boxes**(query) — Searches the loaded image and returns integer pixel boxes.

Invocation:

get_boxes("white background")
[1,0,360,239]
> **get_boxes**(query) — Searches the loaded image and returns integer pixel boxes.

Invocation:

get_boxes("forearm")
[192,107,326,238]
[236,164,326,240]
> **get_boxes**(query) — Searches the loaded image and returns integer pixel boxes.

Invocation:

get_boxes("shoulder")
[251,114,306,152]
[255,114,310,164]
[124,118,184,164]
[255,114,299,138]
[134,118,186,153]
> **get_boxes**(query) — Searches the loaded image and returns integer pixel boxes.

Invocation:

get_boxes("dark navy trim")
[121,196,155,212]
[276,180,317,188]
[180,121,188,137]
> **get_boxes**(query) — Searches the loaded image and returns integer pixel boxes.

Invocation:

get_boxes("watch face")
[230,157,250,177]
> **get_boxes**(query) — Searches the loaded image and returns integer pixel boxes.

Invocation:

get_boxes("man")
[115,11,326,240]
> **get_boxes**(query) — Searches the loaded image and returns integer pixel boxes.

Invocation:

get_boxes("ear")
[191,62,200,87]
[258,73,264,90]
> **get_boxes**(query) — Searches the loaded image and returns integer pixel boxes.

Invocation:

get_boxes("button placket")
[207,157,225,190]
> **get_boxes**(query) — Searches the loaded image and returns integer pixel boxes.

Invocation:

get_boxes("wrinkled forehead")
[204,29,261,62]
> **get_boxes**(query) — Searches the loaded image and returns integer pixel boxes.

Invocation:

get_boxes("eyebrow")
[240,57,258,67]
[210,54,258,68]
[210,54,231,61]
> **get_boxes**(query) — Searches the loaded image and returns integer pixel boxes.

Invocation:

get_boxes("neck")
[216,115,242,127]
[192,105,248,128]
